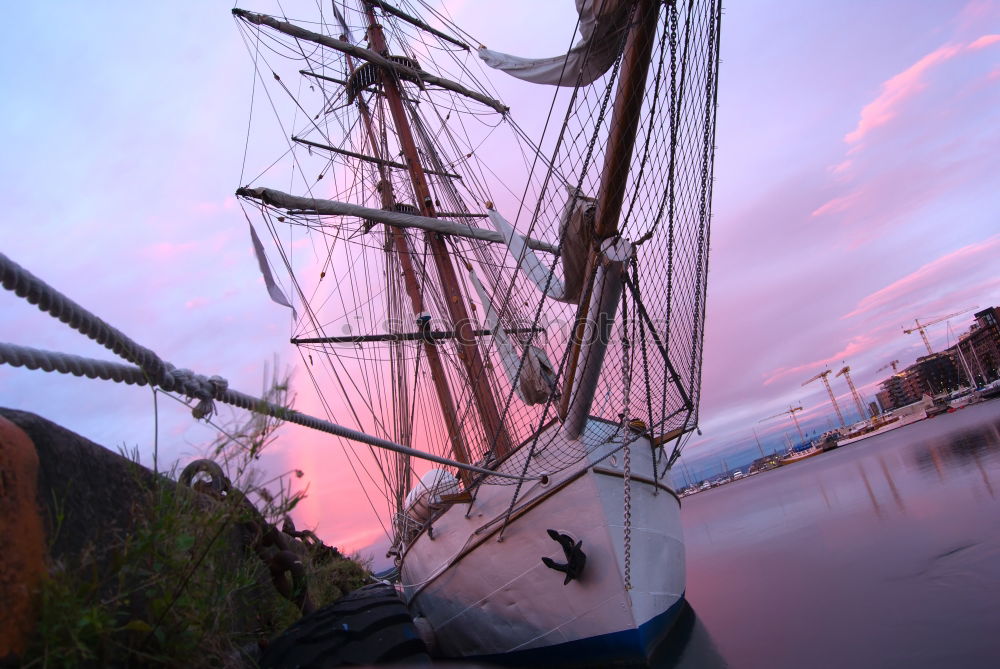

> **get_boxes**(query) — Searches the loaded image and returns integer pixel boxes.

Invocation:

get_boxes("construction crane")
[903,307,978,355]
[876,360,900,374]
[835,365,867,423]
[760,405,806,445]
[802,369,845,428]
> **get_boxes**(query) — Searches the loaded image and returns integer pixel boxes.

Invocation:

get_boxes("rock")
[0,415,46,659]
[0,408,161,567]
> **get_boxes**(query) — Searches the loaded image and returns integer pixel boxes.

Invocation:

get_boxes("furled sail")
[485,187,593,304]
[478,0,631,86]
[467,268,556,405]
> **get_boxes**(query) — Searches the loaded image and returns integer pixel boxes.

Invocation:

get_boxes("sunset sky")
[1,1,998,555]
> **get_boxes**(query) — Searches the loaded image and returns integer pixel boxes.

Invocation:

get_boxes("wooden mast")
[361,2,516,461]
[345,52,474,487]
[559,0,660,420]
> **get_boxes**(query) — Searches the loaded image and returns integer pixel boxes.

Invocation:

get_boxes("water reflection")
[680,401,1000,669]
[909,419,1000,478]
[858,462,882,517]
[878,457,905,512]
[651,604,728,668]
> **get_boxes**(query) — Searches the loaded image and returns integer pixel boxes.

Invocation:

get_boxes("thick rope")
[1,252,168,382]
[0,342,150,386]
[0,253,532,482]
[0,341,527,480]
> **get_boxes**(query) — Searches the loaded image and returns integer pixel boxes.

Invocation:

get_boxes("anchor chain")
[623,426,632,591]
[179,459,331,616]
[620,289,634,591]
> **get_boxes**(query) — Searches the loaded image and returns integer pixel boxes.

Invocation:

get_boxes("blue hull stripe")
[469,595,687,667]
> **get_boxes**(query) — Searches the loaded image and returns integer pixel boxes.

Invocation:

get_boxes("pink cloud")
[829,160,852,176]
[184,296,209,310]
[762,334,877,386]
[844,44,963,145]
[957,0,995,27]
[141,240,199,261]
[843,32,998,147]
[811,191,860,217]
[968,33,1000,49]
[841,234,1000,319]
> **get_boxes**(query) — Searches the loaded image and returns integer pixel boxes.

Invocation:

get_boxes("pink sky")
[1,1,998,556]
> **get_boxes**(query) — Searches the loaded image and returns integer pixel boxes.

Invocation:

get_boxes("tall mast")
[345,52,473,487]
[560,0,660,433]
[592,0,660,240]
[362,2,515,460]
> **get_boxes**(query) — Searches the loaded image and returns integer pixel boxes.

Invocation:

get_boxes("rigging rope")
[229,0,719,485]
[0,251,533,482]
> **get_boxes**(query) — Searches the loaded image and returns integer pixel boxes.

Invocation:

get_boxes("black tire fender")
[260,583,430,667]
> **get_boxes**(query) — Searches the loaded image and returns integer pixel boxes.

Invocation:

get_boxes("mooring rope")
[1,252,168,381]
[0,252,532,481]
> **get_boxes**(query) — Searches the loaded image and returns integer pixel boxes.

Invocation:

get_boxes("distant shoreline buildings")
[876,307,1000,411]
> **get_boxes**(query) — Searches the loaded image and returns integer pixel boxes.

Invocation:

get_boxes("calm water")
[660,399,1000,668]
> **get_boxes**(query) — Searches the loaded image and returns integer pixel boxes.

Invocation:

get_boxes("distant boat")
[778,445,823,465]
[837,395,933,446]
[980,379,1000,399]
[946,388,978,410]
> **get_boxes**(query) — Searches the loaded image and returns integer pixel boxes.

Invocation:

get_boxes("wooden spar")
[346,54,474,486]
[363,3,516,461]
[235,186,558,254]
[559,0,661,420]
[299,70,347,86]
[290,136,463,180]
[232,9,508,114]
[300,69,422,103]
[364,0,470,50]
[593,0,659,239]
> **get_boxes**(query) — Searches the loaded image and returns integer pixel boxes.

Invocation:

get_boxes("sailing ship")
[232,0,721,663]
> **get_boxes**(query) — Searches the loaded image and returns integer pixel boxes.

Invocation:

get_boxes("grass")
[19,367,371,668]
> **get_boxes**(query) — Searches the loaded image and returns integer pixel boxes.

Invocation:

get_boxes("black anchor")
[541,529,586,585]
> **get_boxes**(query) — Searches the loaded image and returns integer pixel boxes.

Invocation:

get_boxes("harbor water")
[660,399,1000,668]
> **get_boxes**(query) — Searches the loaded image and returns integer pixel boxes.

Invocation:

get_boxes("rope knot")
[168,366,229,420]
[193,375,229,420]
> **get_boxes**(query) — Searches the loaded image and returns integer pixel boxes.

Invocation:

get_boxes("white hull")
[779,446,823,465]
[838,411,926,446]
[399,419,685,662]
[948,394,975,409]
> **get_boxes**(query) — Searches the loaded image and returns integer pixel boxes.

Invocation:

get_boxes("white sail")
[478,0,632,86]
[467,267,555,405]
[486,188,593,304]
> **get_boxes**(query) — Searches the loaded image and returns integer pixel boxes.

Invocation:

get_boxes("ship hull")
[471,595,687,667]
[837,411,926,446]
[778,447,823,465]
[399,420,685,664]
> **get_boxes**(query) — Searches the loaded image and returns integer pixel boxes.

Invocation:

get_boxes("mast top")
[232,8,508,113]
